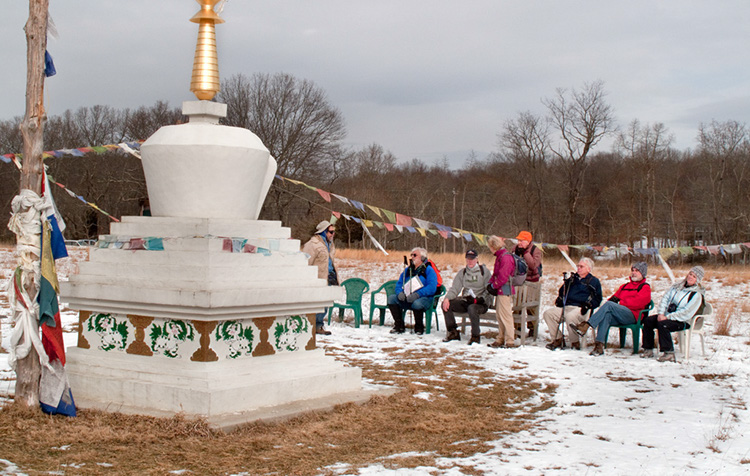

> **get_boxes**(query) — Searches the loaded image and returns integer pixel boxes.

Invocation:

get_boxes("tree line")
[1,74,749,258]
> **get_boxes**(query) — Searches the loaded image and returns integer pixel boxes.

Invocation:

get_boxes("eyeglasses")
[326,229,335,234]
[410,253,418,257]
[576,264,585,268]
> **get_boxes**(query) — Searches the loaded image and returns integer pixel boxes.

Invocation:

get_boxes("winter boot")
[573,321,591,337]
[316,326,331,336]
[467,335,480,345]
[571,342,581,350]
[639,349,654,359]
[657,352,676,362]
[442,329,460,342]
[589,341,604,356]
[545,338,563,350]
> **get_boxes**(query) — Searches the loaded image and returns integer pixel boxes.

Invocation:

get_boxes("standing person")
[442,249,492,345]
[486,235,516,348]
[302,220,338,335]
[542,258,602,350]
[641,266,706,362]
[513,230,543,333]
[573,262,651,356]
[387,247,438,335]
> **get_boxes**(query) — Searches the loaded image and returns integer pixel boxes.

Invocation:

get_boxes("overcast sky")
[2,1,749,167]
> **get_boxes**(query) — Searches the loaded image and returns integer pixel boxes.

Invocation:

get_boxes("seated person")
[574,262,651,356]
[641,266,706,362]
[542,258,602,350]
[387,247,437,335]
[442,249,492,345]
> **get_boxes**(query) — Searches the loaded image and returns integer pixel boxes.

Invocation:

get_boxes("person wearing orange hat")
[512,230,543,335]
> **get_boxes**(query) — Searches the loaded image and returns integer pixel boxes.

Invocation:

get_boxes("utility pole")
[14,0,50,406]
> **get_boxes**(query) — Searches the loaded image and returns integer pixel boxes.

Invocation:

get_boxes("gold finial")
[190,0,225,101]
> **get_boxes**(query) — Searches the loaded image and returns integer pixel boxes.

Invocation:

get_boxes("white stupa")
[60,1,377,430]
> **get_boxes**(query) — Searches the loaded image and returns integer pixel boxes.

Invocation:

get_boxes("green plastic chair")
[424,284,447,334]
[328,278,370,328]
[368,280,398,327]
[604,300,654,353]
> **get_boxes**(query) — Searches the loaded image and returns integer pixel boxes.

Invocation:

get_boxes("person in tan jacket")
[302,220,338,335]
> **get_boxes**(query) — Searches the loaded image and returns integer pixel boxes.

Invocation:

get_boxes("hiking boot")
[545,338,563,351]
[589,341,604,356]
[573,321,590,337]
[571,342,581,350]
[504,342,518,349]
[415,330,424,336]
[442,330,460,342]
[640,349,654,359]
[316,326,331,336]
[467,335,480,345]
[487,341,505,348]
[390,327,405,334]
[657,352,676,363]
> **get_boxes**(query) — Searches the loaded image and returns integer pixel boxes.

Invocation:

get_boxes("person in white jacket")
[641,266,706,362]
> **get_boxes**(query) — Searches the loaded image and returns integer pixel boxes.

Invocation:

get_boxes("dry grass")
[0,347,555,475]
[713,302,735,336]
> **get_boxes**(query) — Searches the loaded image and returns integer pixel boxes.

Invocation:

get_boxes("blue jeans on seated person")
[387,293,433,333]
[588,300,636,343]
[316,310,327,328]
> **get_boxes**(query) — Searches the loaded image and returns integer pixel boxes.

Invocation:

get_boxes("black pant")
[443,298,489,337]
[388,304,424,333]
[642,314,688,352]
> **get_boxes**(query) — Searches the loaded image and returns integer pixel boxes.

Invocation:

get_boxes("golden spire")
[189,0,225,101]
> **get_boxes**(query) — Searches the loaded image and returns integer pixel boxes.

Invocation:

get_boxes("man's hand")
[407,293,419,303]
[580,304,589,315]
[555,296,563,307]
[397,292,406,302]
[657,313,667,322]
[441,299,450,312]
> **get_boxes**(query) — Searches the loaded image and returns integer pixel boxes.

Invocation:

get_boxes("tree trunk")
[15,0,50,407]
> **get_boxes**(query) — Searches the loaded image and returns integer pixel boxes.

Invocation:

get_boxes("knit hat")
[315,220,332,234]
[516,230,532,242]
[631,261,647,278]
[690,266,705,283]
[465,249,478,259]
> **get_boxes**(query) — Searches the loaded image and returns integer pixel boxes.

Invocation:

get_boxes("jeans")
[588,301,636,343]
[315,310,327,328]
[642,314,688,352]
[387,293,433,333]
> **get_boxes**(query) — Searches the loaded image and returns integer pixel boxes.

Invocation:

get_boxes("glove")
[407,292,419,303]
[609,296,620,304]
[486,283,498,296]
[397,292,406,301]
[555,296,563,307]
[580,304,590,315]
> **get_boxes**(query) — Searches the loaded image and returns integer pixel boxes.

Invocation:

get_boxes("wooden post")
[14,0,50,407]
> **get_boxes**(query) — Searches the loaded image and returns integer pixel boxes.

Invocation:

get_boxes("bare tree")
[544,80,616,243]
[498,110,550,236]
[617,120,674,246]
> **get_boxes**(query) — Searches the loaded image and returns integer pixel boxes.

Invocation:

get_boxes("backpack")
[530,244,543,277]
[423,259,443,288]
[510,254,528,287]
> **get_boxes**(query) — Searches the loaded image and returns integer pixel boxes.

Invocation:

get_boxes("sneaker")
[442,330,460,342]
[467,335,480,345]
[316,326,331,336]
[572,321,590,337]
[640,349,654,359]
[571,342,581,350]
[657,352,676,363]
[589,341,604,356]
[545,338,563,351]
[390,328,405,334]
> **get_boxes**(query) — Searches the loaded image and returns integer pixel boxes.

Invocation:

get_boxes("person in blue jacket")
[387,247,438,335]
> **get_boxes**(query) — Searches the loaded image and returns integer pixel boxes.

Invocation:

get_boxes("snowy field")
[1,247,750,475]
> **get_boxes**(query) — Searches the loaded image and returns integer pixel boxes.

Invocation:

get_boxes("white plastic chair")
[677,302,711,360]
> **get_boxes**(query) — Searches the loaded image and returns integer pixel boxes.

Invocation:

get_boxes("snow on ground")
[1,248,750,474]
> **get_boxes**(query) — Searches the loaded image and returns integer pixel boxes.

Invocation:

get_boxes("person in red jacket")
[574,261,652,356]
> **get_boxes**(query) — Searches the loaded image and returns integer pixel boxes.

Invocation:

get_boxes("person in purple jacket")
[486,235,516,348]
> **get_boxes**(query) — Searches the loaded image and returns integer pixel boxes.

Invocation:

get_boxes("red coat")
[611,279,652,321]
[489,249,515,296]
